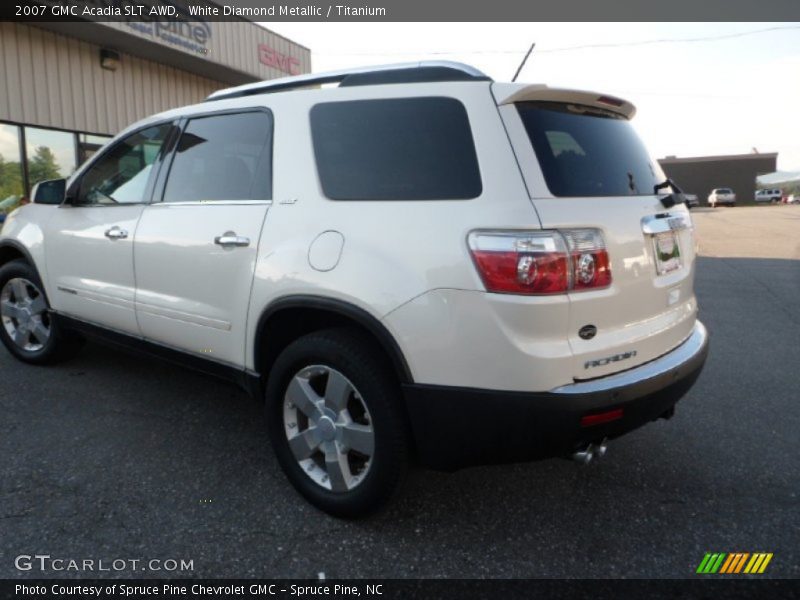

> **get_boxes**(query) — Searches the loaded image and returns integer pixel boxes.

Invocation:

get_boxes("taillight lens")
[561,229,612,291]
[468,229,611,295]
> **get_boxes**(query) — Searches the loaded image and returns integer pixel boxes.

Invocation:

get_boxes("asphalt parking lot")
[1,206,798,579]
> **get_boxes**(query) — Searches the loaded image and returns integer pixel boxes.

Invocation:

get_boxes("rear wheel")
[0,259,83,364]
[265,328,409,517]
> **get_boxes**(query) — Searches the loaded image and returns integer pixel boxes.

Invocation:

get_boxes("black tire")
[264,328,409,518]
[0,259,83,364]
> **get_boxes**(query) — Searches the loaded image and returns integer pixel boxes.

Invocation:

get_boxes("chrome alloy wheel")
[283,365,375,492]
[0,277,51,352]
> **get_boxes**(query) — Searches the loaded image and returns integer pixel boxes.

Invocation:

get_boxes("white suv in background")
[754,188,782,203]
[0,62,708,517]
[708,187,736,207]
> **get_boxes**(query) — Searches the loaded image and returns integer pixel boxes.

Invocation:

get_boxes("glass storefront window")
[78,133,113,165]
[0,123,24,203]
[25,126,77,190]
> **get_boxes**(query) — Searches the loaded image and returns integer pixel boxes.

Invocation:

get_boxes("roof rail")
[206,61,491,102]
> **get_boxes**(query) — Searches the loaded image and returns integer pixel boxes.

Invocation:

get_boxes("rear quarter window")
[310,97,482,201]
[517,101,661,197]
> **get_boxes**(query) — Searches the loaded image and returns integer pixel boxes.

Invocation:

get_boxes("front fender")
[0,204,54,294]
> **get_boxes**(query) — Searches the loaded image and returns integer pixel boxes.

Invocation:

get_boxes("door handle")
[214,231,250,248]
[104,226,128,240]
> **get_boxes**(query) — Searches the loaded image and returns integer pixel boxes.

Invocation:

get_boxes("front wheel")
[264,328,409,518]
[0,259,83,364]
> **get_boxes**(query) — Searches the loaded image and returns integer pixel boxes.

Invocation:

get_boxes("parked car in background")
[684,193,699,208]
[784,193,800,204]
[708,188,736,207]
[755,188,782,203]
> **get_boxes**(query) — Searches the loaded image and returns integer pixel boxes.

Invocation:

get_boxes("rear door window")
[162,111,272,203]
[517,101,661,197]
[310,97,482,200]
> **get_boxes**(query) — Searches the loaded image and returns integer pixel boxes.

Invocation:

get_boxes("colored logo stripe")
[744,553,773,574]
[720,553,749,573]
[697,552,773,574]
[697,553,726,573]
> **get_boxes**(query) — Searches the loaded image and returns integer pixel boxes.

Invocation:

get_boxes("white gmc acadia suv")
[0,62,708,517]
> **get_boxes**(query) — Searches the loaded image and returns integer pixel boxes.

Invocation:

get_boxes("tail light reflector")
[580,408,624,427]
[468,229,611,295]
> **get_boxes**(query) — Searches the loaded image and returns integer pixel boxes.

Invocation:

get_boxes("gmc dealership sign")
[258,44,301,75]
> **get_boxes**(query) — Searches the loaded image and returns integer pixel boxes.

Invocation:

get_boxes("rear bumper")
[402,321,709,470]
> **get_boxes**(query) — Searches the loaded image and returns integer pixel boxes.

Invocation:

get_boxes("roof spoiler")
[492,83,636,119]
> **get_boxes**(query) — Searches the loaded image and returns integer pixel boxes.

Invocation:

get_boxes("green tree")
[27,145,62,186]
[0,153,24,199]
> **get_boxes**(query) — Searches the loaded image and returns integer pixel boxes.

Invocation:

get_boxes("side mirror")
[31,178,67,205]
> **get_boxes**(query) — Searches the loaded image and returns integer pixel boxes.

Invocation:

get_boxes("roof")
[757,171,800,185]
[659,153,778,164]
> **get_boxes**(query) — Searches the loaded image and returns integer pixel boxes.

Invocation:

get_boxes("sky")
[266,22,800,172]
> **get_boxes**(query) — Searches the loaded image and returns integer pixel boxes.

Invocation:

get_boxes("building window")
[0,123,24,203]
[1,121,114,199]
[78,133,112,165]
[25,126,77,191]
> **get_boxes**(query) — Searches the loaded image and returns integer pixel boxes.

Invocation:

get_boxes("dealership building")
[0,16,310,201]
[658,152,778,206]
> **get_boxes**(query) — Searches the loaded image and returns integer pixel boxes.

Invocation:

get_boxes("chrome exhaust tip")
[571,447,594,465]
[571,438,608,465]
[594,439,608,458]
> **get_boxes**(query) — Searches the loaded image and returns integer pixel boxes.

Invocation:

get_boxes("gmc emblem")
[258,43,301,75]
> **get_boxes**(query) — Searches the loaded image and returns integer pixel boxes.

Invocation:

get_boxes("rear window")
[517,102,661,197]
[310,97,482,200]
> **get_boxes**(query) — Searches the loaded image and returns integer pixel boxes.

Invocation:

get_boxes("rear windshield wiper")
[654,178,686,209]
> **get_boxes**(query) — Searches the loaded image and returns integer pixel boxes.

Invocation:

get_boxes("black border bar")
[3,0,800,22]
[3,579,800,599]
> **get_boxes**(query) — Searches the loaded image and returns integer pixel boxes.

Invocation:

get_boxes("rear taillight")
[561,229,612,291]
[467,229,611,295]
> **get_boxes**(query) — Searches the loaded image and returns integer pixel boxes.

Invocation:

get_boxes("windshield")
[517,101,662,197]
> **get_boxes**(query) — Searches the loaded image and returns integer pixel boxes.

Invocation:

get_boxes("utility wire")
[535,25,800,54]
[311,25,800,57]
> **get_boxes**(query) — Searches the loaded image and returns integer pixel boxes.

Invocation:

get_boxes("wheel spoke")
[29,319,50,344]
[324,370,353,412]
[340,423,374,456]
[324,445,351,492]
[286,377,323,420]
[288,427,321,460]
[13,327,29,347]
[28,295,47,316]
[0,299,23,320]
[11,279,29,302]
